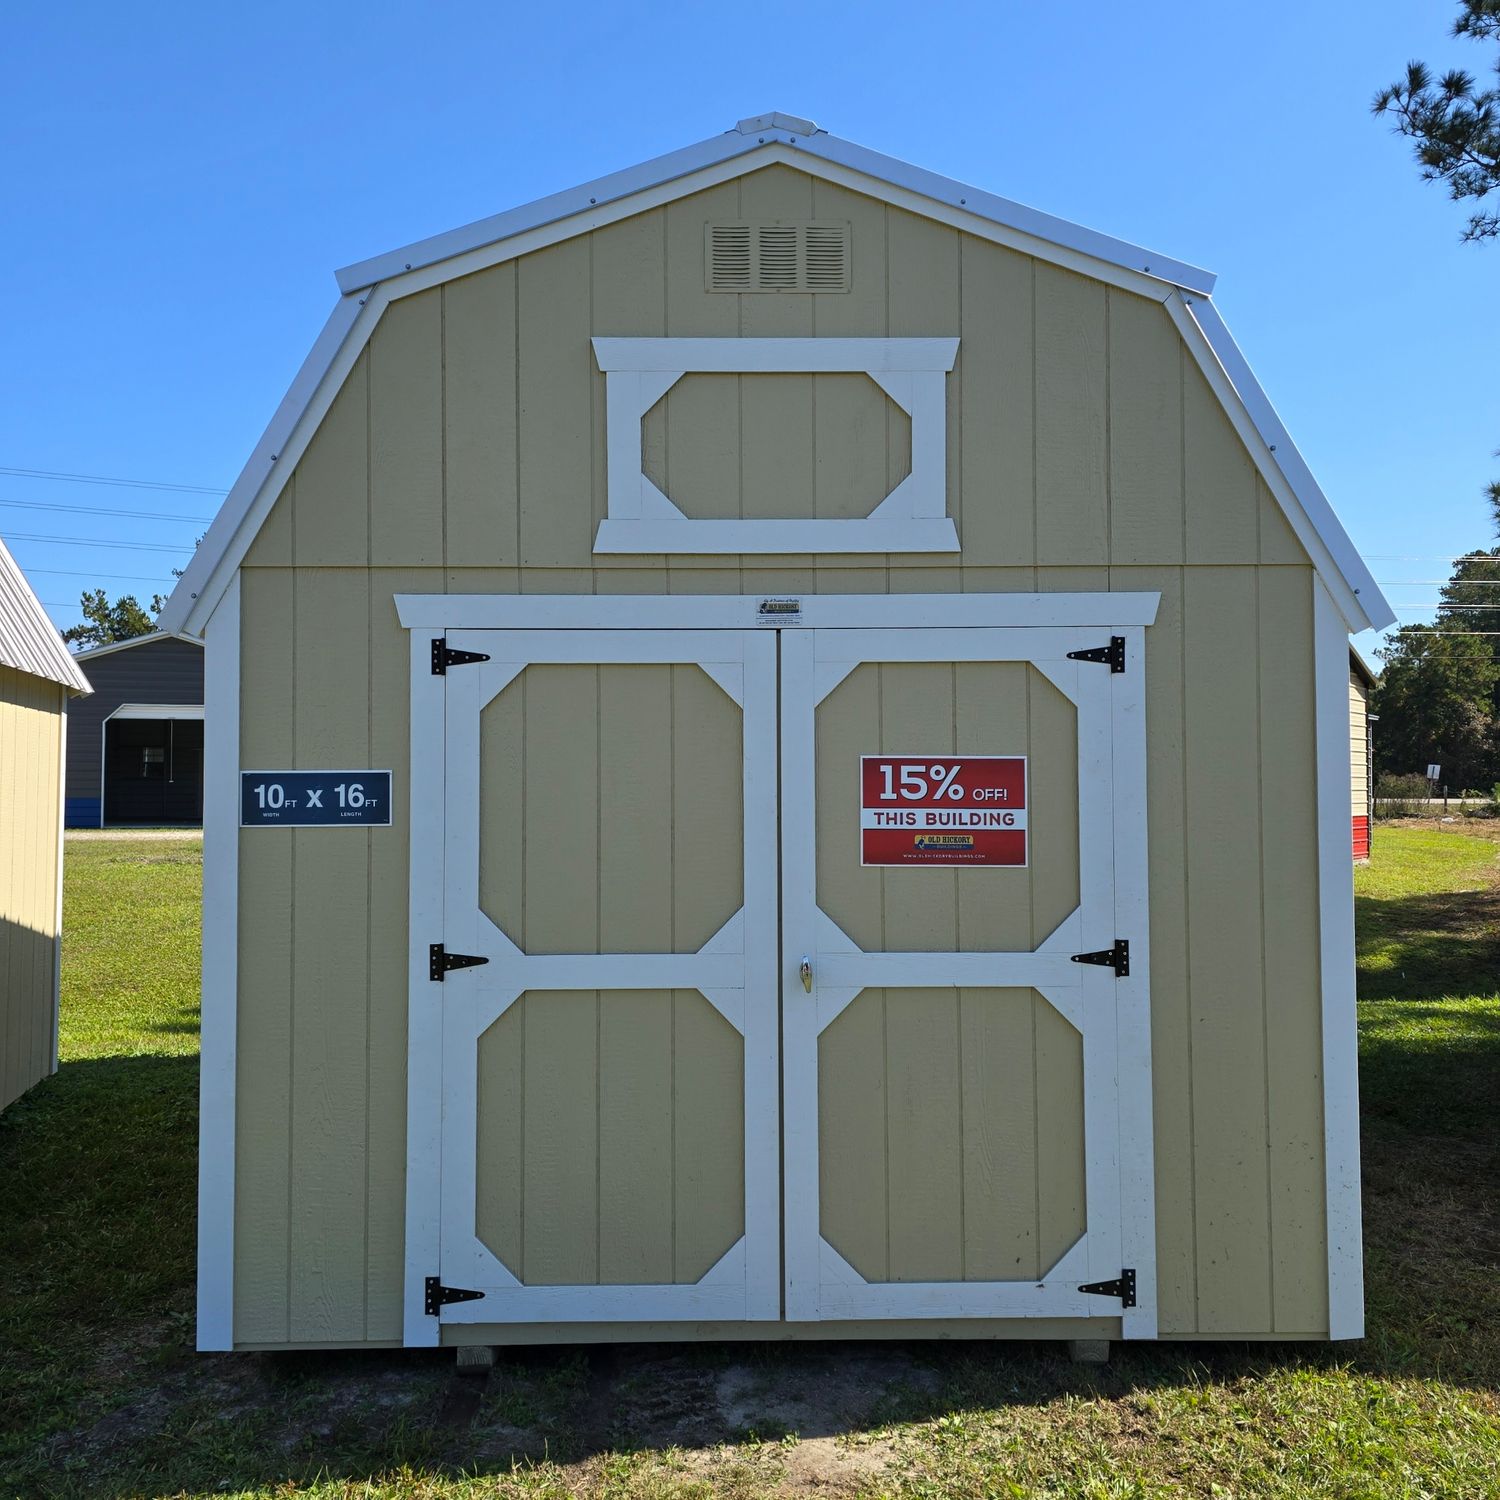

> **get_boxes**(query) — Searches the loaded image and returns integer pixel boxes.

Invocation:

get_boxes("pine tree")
[62,588,167,649]
[1374,1,1500,242]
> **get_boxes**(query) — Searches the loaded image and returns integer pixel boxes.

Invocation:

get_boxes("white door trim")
[779,622,1156,1332]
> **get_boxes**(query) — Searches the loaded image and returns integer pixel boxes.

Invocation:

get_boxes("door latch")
[799,956,813,993]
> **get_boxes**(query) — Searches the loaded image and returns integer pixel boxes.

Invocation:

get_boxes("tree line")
[1371,2,1499,790]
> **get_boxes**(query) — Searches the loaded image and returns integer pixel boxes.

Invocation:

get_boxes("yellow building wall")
[232,164,1330,1345]
[0,665,65,1113]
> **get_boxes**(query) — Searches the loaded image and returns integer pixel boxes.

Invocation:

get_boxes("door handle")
[799,956,813,993]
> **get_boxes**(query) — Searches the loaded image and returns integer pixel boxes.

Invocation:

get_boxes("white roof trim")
[1164,292,1392,635]
[159,116,1389,639]
[1350,643,1380,685]
[0,537,91,694]
[74,629,200,663]
[334,120,1215,297]
[104,702,204,721]
[160,294,366,637]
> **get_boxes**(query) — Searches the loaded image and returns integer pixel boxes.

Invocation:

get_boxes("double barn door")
[406,611,1153,1340]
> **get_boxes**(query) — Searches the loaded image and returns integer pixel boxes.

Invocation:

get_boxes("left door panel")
[410,628,779,1336]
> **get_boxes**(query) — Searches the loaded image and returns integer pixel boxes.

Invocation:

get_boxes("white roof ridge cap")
[734,111,820,136]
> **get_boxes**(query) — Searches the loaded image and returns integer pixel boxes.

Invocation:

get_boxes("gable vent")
[706,221,851,293]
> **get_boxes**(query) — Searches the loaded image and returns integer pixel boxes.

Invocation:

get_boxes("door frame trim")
[397,593,1161,632]
[398,592,1160,1346]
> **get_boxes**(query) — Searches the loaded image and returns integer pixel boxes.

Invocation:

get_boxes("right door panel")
[781,626,1154,1329]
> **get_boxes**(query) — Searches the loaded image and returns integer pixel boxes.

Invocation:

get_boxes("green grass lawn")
[0,828,1497,1498]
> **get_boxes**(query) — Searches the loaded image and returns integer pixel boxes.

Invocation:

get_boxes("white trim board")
[157,119,1391,638]
[196,574,240,1351]
[395,592,1162,631]
[593,337,958,556]
[1314,579,1364,1339]
[1164,293,1390,635]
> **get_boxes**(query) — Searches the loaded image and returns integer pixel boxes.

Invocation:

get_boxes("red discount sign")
[860,756,1028,867]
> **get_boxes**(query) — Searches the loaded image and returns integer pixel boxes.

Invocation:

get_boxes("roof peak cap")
[734,111,819,137]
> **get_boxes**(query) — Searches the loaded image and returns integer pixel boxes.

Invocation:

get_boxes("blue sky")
[4,1,1496,658]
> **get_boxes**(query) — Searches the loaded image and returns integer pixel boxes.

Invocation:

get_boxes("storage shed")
[1349,648,1376,862]
[65,632,205,828]
[161,114,1396,1355]
[0,537,91,1113]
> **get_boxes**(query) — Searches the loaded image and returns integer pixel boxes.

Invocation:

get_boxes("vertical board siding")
[232,165,1332,1343]
[819,987,1084,1284]
[444,267,520,568]
[479,665,742,955]
[0,667,63,1113]
[475,990,744,1285]
[815,662,1077,953]
[288,568,372,1342]
[1183,568,1273,1333]
[234,568,295,1341]
[1259,569,1328,1332]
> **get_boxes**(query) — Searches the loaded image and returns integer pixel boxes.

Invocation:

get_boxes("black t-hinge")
[1070,939,1130,977]
[431,637,491,675]
[1067,636,1126,673]
[429,944,490,981]
[1079,1268,1137,1307]
[425,1276,485,1316]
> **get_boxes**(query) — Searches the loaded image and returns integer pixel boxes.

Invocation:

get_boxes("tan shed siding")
[0,666,64,1113]
[233,164,1331,1343]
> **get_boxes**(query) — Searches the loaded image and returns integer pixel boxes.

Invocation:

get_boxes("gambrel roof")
[160,112,1394,637]
[0,536,91,694]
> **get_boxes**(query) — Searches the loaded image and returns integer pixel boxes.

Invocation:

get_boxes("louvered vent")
[706,221,851,293]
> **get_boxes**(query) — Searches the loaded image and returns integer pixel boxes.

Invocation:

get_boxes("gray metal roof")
[73,629,201,663]
[0,536,92,694]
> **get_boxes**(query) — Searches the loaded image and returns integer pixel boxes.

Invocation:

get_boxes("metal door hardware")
[1066,636,1126,673]
[1070,940,1130,977]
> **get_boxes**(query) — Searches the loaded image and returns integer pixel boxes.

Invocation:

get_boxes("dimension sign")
[860,756,1027,867]
[240,771,392,827]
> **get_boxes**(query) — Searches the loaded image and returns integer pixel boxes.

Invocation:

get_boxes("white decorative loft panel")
[592,337,960,554]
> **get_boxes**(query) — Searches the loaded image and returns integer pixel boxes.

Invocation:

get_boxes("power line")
[0,466,227,495]
[0,497,211,524]
[3,531,195,553]
[21,566,175,584]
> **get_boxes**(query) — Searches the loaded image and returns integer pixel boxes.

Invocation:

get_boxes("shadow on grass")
[5,958,1498,1492]
[1355,887,1500,1002]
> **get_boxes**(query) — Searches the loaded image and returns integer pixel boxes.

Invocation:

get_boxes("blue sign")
[240,771,392,827]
